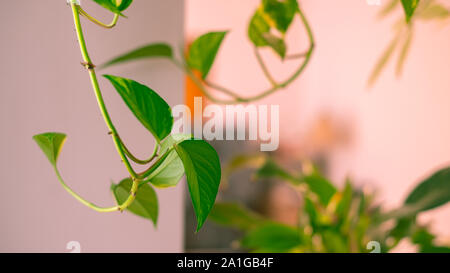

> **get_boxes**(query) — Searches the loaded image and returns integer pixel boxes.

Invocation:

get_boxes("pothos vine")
[33,0,221,231]
[104,0,315,104]
[33,0,426,231]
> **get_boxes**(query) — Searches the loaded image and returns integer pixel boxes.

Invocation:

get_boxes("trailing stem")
[67,2,139,212]
[177,5,315,104]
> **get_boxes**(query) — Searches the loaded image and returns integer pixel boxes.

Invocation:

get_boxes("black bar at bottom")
[1,253,448,272]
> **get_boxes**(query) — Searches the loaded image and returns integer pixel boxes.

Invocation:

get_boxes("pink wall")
[186,0,450,239]
[0,0,185,252]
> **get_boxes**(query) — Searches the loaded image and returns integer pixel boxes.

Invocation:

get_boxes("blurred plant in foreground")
[209,154,450,253]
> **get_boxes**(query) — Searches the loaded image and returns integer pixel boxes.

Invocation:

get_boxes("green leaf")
[404,167,450,212]
[261,33,287,59]
[302,173,337,206]
[335,181,354,219]
[401,0,420,22]
[420,245,450,253]
[33,133,67,166]
[111,178,158,226]
[187,32,227,79]
[248,8,288,59]
[255,158,299,184]
[113,0,133,11]
[175,139,221,231]
[419,4,450,20]
[101,43,173,68]
[104,75,173,142]
[145,134,191,188]
[91,0,133,14]
[412,227,450,253]
[209,203,266,231]
[389,216,416,241]
[241,223,302,252]
[261,0,299,33]
[248,9,271,47]
[223,154,267,183]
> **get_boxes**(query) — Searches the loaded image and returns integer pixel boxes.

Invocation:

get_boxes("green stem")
[70,3,138,211]
[137,146,174,180]
[117,134,159,165]
[254,47,278,87]
[78,6,120,29]
[54,166,119,212]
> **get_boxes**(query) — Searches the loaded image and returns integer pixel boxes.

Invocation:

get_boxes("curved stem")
[137,147,173,179]
[204,80,242,99]
[177,5,315,104]
[54,166,119,212]
[172,59,244,104]
[78,6,119,29]
[70,3,139,210]
[285,52,307,60]
[117,134,159,165]
[254,47,278,87]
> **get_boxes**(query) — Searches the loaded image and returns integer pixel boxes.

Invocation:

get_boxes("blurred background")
[0,0,185,252]
[0,0,449,252]
[184,0,450,252]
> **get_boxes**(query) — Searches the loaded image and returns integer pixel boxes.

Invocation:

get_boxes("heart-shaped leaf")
[33,133,67,166]
[261,33,287,59]
[248,9,271,47]
[401,0,420,22]
[104,75,173,142]
[111,178,158,226]
[248,7,288,59]
[261,0,299,33]
[419,4,450,20]
[188,32,227,79]
[102,43,173,68]
[404,167,450,212]
[302,173,337,206]
[255,158,299,184]
[175,139,221,231]
[209,203,266,231]
[145,134,191,188]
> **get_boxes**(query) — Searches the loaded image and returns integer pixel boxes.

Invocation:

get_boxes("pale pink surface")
[0,0,185,252]
[186,0,450,239]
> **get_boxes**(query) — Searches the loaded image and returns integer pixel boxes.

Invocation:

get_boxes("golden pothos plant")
[34,0,221,231]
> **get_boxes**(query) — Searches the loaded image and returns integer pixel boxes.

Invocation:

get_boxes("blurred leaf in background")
[187,32,228,79]
[248,0,299,59]
[401,0,420,22]
[369,0,450,86]
[210,154,450,253]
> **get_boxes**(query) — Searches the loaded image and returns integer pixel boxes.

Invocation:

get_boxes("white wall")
[0,0,185,252]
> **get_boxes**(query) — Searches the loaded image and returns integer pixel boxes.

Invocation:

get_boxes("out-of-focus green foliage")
[401,0,420,22]
[210,154,450,253]
[248,0,299,58]
[369,0,450,86]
